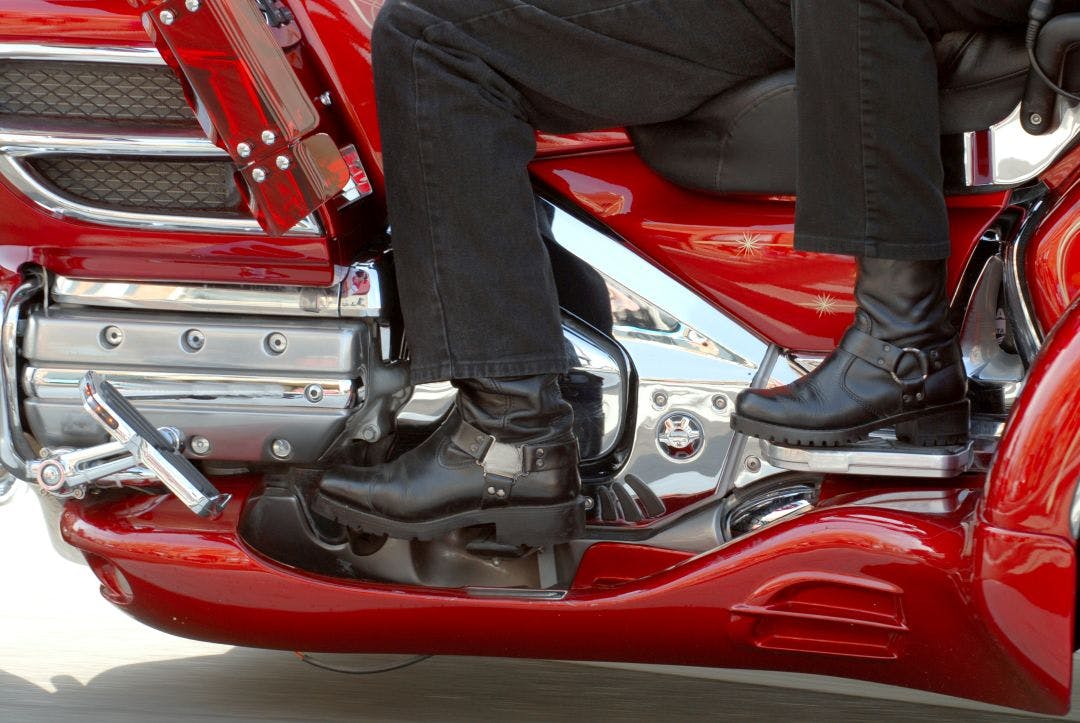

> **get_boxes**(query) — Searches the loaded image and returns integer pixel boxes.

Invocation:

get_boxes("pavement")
[1,482,1076,722]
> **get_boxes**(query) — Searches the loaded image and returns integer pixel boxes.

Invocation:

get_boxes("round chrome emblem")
[656,413,704,461]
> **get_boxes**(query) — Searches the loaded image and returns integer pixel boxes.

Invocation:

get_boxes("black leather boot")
[731,258,969,447]
[313,375,586,546]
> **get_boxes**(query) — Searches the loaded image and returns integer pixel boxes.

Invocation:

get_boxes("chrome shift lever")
[80,371,230,517]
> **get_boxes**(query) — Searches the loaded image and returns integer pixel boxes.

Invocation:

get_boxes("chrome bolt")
[185,0,200,11]
[318,91,333,106]
[275,155,291,171]
[745,456,762,473]
[183,328,205,352]
[261,130,278,145]
[711,394,728,411]
[39,463,62,487]
[583,497,595,511]
[71,486,86,500]
[360,425,379,442]
[190,436,212,456]
[1031,113,1044,126]
[102,326,124,348]
[37,448,51,458]
[270,438,293,460]
[236,142,253,159]
[652,391,668,408]
[157,427,184,453]
[265,332,288,355]
[159,9,176,25]
[251,167,268,184]
[304,384,324,404]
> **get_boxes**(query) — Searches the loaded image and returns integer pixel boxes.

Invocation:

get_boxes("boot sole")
[311,493,588,547]
[731,399,970,448]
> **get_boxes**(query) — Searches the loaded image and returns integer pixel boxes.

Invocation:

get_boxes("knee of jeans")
[373,0,437,47]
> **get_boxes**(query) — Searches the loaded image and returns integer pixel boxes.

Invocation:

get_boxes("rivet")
[487,486,496,495]
[190,436,212,456]
[251,167,268,183]
[185,0,200,11]
[916,392,925,401]
[877,358,886,366]
[496,489,506,498]
[236,142,253,159]
[536,459,545,468]
[536,448,545,457]
[318,92,333,106]
[275,155,291,171]
[744,456,761,473]
[475,435,485,443]
[469,444,479,453]
[270,438,293,460]
[159,9,175,25]
[1031,113,1044,126]
[360,425,379,442]
[883,344,892,352]
[261,130,278,145]
[652,391,668,408]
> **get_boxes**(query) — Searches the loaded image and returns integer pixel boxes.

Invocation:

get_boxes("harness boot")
[731,258,969,447]
[314,374,586,546]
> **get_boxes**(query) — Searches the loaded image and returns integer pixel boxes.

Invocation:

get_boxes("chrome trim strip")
[1002,185,1048,367]
[0,43,165,65]
[0,154,321,236]
[1071,477,1080,539]
[51,261,383,318]
[0,123,223,158]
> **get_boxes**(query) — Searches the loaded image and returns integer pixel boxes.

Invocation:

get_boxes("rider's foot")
[313,375,585,546]
[732,258,969,447]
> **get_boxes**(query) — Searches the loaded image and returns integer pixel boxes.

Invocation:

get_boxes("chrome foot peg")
[81,372,230,517]
[760,438,974,479]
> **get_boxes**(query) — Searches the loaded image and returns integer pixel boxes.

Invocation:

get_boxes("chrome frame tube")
[1002,185,1049,367]
[0,278,42,480]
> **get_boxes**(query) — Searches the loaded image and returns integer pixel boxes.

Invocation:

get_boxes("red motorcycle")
[2,0,1080,714]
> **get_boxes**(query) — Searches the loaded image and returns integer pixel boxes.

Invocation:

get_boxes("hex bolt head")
[265,332,288,355]
[275,155,291,171]
[711,394,728,411]
[190,436,212,456]
[102,326,124,348]
[318,92,333,106]
[159,10,176,25]
[744,455,762,473]
[261,130,278,145]
[270,438,293,460]
[183,328,205,352]
[236,142,253,159]
[251,167,268,184]
[1030,113,1044,126]
[304,384,324,404]
[185,0,201,11]
[652,391,668,408]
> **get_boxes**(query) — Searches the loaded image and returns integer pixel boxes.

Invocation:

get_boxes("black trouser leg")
[793,0,1037,260]
[372,0,794,384]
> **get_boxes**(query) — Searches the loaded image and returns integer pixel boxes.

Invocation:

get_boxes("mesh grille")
[0,60,195,123]
[29,157,241,213]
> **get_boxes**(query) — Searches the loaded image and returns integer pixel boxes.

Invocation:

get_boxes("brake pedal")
[760,437,974,478]
[81,372,230,517]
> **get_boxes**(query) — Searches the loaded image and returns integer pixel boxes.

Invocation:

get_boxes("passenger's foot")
[732,258,969,447]
[313,375,586,546]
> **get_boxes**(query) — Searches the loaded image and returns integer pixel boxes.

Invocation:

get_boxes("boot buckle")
[891,348,930,388]
[480,440,525,480]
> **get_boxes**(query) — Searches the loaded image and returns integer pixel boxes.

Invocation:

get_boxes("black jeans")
[372,0,1036,384]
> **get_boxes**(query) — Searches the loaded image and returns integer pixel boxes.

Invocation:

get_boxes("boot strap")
[450,419,566,489]
[841,329,960,397]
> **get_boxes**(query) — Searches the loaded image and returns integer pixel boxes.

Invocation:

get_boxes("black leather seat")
[629,31,1028,195]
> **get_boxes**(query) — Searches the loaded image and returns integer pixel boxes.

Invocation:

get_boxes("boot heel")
[494,498,587,547]
[895,400,970,447]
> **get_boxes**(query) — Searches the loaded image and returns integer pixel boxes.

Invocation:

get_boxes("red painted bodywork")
[4,1,1080,716]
